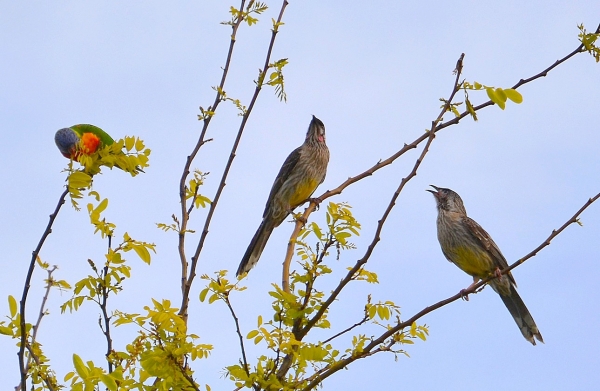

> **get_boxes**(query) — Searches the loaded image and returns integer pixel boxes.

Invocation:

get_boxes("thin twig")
[18,188,68,390]
[321,314,369,345]
[180,0,290,318]
[177,0,249,318]
[100,269,114,372]
[316,24,600,203]
[15,266,59,391]
[225,295,250,376]
[275,52,465,383]
[32,266,57,352]
[305,54,464,340]
[301,191,600,390]
[275,54,467,385]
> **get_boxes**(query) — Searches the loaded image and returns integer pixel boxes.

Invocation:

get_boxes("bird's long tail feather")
[498,284,544,345]
[237,219,276,276]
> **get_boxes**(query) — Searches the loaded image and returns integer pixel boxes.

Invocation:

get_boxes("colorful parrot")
[54,124,115,160]
[55,124,144,175]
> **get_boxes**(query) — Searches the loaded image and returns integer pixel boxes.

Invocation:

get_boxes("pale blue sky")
[1,1,599,389]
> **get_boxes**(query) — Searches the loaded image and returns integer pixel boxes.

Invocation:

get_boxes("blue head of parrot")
[55,128,79,158]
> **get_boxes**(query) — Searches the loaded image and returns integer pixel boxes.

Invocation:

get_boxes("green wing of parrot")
[70,124,115,146]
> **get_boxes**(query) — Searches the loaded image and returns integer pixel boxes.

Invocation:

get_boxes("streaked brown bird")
[428,185,543,345]
[237,116,329,276]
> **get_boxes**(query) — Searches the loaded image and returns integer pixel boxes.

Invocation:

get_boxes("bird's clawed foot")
[459,289,470,301]
[461,277,482,300]
[307,197,323,210]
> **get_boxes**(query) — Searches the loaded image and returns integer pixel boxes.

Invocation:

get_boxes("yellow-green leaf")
[125,137,135,151]
[199,288,209,302]
[100,373,118,391]
[504,88,523,103]
[0,326,13,335]
[485,87,497,104]
[8,295,17,317]
[133,245,151,264]
[73,354,88,378]
[69,171,93,189]
[368,305,376,319]
[494,87,507,102]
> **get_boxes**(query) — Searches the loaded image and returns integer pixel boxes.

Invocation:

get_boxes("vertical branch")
[224,296,250,376]
[177,0,248,314]
[15,266,58,391]
[275,55,466,382]
[100,237,114,373]
[18,188,68,390]
[301,192,600,391]
[179,0,289,318]
[301,55,465,340]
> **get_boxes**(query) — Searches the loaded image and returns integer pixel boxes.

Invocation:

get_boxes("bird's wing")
[263,145,302,218]
[71,124,115,146]
[463,216,516,284]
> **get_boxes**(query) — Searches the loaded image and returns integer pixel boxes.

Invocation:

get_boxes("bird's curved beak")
[426,185,440,197]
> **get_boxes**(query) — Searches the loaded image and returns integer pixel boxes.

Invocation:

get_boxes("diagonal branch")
[301,191,600,390]
[15,266,59,391]
[275,53,466,383]
[177,0,248,317]
[18,188,68,390]
[316,23,600,203]
[299,55,465,341]
[224,295,250,377]
[180,0,290,318]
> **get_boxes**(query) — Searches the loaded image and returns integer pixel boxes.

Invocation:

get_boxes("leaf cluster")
[64,136,151,209]
[222,2,269,27]
[200,203,426,390]
[579,24,600,62]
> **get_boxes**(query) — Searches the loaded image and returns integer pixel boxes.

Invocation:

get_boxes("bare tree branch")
[301,191,600,390]
[316,23,600,203]
[177,0,249,318]
[18,188,68,390]
[180,0,290,319]
[274,52,466,384]
[225,294,250,377]
[15,266,59,391]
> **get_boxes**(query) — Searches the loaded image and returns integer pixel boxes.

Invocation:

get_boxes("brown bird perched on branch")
[237,116,329,276]
[428,185,543,345]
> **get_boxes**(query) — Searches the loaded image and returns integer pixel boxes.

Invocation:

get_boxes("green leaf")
[485,87,497,104]
[0,326,13,335]
[100,373,118,391]
[495,87,507,102]
[199,288,209,302]
[68,171,93,189]
[133,245,151,264]
[504,88,523,103]
[125,136,135,151]
[465,98,478,121]
[368,305,376,319]
[73,353,88,378]
[311,222,322,240]
[8,295,17,317]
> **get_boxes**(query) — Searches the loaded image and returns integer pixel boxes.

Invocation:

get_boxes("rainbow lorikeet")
[54,124,114,160]
[55,124,144,175]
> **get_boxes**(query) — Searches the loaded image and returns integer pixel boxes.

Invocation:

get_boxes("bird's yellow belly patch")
[452,246,493,278]
[289,178,319,207]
